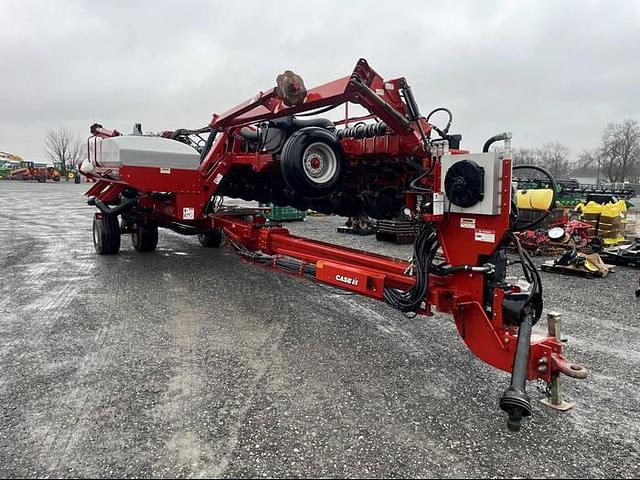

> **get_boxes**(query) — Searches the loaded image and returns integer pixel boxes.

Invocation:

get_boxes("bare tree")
[44,128,82,176]
[599,119,640,183]
[576,148,601,185]
[536,142,571,177]
[512,143,571,177]
[512,147,539,166]
[577,149,598,168]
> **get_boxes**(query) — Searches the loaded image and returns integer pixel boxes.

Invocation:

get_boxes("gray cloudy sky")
[1,0,639,161]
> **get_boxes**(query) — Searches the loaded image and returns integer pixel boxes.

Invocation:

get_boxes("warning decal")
[460,218,476,229]
[433,192,444,216]
[183,207,195,220]
[475,229,496,243]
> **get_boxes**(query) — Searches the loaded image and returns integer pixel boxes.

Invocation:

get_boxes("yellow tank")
[516,189,554,211]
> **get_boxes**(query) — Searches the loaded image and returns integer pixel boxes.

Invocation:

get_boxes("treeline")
[512,119,640,182]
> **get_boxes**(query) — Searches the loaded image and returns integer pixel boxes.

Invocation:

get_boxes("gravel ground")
[0,182,638,478]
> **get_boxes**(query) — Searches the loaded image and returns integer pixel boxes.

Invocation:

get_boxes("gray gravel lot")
[0,182,638,478]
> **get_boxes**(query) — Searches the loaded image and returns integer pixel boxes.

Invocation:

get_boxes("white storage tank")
[87,136,201,171]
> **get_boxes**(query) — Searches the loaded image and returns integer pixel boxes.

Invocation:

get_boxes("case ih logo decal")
[335,274,359,286]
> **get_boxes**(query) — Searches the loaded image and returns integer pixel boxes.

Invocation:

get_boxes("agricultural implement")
[8,160,60,182]
[81,59,587,431]
[0,152,22,179]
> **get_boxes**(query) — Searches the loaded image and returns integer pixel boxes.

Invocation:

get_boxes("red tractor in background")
[9,160,60,182]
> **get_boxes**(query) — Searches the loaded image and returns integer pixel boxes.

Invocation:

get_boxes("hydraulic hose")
[90,197,136,216]
[200,129,218,162]
[400,80,421,121]
[383,222,439,313]
[483,132,511,153]
[425,107,453,137]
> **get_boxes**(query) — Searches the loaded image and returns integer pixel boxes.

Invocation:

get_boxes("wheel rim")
[302,142,337,184]
[92,219,101,249]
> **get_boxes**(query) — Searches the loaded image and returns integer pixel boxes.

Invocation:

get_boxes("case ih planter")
[82,59,587,431]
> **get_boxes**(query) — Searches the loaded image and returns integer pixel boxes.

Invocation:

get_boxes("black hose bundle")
[229,239,316,277]
[383,222,439,313]
[504,164,556,323]
[506,231,543,323]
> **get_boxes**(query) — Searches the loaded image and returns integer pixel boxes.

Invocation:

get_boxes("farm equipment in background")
[576,199,628,246]
[514,219,593,254]
[81,59,588,431]
[8,160,60,182]
[514,176,636,208]
[515,229,551,252]
[337,214,375,236]
[8,161,37,180]
[598,238,640,267]
[0,151,23,179]
[375,218,416,244]
[259,203,306,222]
[542,249,610,278]
[0,162,11,180]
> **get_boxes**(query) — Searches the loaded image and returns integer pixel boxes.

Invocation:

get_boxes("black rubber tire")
[131,222,158,252]
[280,127,344,199]
[37,176,46,183]
[198,229,223,248]
[93,214,121,255]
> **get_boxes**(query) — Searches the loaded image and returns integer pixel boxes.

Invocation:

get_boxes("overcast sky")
[1,0,639,161]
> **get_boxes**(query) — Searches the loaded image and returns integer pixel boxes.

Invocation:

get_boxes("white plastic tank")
[88,136,201,170]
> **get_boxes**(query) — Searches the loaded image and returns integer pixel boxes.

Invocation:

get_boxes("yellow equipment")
[516,188,554,211]
[576,200,627,245]
[0,151,23,161]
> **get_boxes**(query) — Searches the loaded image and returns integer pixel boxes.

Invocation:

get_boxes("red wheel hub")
[310,157,321,169]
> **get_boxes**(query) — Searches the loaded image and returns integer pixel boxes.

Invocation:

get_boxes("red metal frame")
[82,58,588,426]
[85,59,431,225]
[210,212,575,384]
